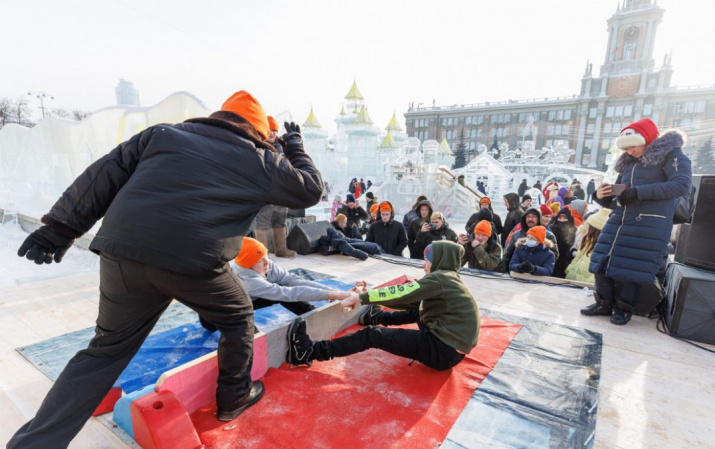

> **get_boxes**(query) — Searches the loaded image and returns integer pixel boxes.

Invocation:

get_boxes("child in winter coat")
[565,208,610,283]
[286,241,480,371]
[459,220,502,271]
[509,226,555,276]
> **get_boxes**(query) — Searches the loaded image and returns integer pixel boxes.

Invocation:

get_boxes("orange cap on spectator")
[235,237,268,268]
[221,90,269,139]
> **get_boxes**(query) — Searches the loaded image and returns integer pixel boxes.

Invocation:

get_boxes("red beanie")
[235,237,268,268]
[221,91,270,140]
[540,204,553,217]
[267,116,279,132]
[473,220,492,237]
[527,225,546,244]
[616,118,659,149]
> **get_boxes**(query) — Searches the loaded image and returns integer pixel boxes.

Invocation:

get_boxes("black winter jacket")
[366,201,408,256]
[407,200,434,259]
[44,114,323,275]
[502,192,524,248]
[337,204,368,229]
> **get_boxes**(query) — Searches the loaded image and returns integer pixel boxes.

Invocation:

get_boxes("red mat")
[191,316,521,448]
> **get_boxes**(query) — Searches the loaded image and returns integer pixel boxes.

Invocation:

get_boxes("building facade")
[404,0,715,168]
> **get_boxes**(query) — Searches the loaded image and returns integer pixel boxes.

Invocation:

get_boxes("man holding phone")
[582,118,692,325]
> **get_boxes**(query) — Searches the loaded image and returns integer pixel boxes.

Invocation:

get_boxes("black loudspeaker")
[664,262,715,345]
[286,220,331,255]
[674,175,715,271]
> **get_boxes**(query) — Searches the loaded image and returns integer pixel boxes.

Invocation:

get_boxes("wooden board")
[509,271,594,288]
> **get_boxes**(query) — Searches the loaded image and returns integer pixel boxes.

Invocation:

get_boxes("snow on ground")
[0,221,99,288]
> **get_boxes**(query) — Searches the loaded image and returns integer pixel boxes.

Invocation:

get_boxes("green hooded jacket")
[359,240,480,353]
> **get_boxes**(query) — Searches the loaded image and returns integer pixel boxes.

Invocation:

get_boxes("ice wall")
[0,92,211,224]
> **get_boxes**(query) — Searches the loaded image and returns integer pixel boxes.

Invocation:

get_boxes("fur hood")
[514,237,553,249]
[615,130,685,173]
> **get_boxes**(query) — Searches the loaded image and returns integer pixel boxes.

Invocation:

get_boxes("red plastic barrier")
[131,390,202,449]
[92,386,122,416]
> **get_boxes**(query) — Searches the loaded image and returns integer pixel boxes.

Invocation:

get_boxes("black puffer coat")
[366,201,408,256]
[502,192,524,248]
[44,113,323,275]
[590,131,692,285]
[550,208,577,278]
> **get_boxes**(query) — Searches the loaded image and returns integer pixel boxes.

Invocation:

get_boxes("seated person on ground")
[331,213,360,239]
[287,241,480,371]
[201,237,354,332]
[508,226,555,276]
[365,201,408,257]
[458,220,502,271]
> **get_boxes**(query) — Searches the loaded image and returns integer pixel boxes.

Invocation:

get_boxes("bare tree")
[0,97,13,127]
[72,110,91,121]
[14,97,32,126]
[49,107,71,119]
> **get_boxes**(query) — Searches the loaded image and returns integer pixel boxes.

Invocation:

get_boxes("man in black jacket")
[11,90,323,448]
[366,201,407,256]
[337,193,368,238]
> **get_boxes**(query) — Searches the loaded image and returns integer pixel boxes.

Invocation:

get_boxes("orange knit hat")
[550,203,561,214]
[527,225,546,244]
[479,197,491,205]
[335,214,347,222]
[267,116,279,132]
[473,220,492,237]
[221,91,270,139]
[235,237,268,268]
[378,201,392,212]
[370,204,379,215]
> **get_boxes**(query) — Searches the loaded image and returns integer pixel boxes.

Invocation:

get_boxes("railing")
[407,95,578,113]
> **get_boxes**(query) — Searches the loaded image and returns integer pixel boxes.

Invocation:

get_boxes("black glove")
[282,121,304,157]
[519,261,535,274]
[17,226,74,264]
[619,188,638,205]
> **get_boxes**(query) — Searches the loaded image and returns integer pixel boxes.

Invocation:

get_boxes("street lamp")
[27,91,54,118]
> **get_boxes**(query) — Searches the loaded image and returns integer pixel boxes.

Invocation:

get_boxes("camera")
[468,233,475,242]
[430,223,437,230]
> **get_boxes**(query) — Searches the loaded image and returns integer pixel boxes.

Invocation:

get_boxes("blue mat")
[17,269,353,394]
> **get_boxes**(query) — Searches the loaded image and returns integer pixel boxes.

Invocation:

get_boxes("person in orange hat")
[365,201,408,256]
[223,237,356,320]
[11,89,324,445]
[458,219,502,271]
[508,225,555,276]
[369,203,380,222]
[466,196,503,243]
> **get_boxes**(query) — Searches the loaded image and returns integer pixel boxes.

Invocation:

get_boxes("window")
[548,125,554,135]
[606,106,615,117]
[584,139,593,150]
[587,123,595,134]
[471,129,477,138]
[470,142,476,150]
[589,108,597,119]
[562,125,569,135]
[533,112,540,121]
[695,101,706,113]
[601,139,611,149]
[613,121,621,132]
[555,125,562,135]
[504,114,511,123]
[557,110,564,120]
[673,103,682,114]
[564,110,572,120]
[477,116,484,125]
[604,123,612,134]
[441,130,446,139]
[519,112,527,122]
[643,104,653,115]
[548,111,556,121]
[466,116,472,125]
[448,117,453,126]
[624,105,633,116]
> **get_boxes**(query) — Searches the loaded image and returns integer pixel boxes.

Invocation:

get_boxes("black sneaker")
[610,310,632,325]
[286,318,314,366]
[580,303,612,316]
[216,381,265,422]
[358,305,381,326]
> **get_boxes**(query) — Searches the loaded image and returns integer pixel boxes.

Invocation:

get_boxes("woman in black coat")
[582,119,692,325]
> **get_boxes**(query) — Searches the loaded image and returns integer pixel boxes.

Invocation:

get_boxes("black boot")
[581,291,613,316]
[611,300,634,325]
[286,318,314,366]
[358,305,383,325]
[216,381,265,422]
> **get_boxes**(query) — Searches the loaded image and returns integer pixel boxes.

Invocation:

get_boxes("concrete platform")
[1,251,713,448]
